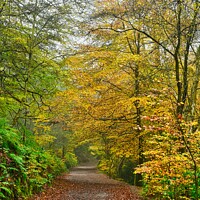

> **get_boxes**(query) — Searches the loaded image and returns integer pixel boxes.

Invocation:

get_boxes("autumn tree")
[0,0,70,140]
[63,24,164,184]
[57,0,200,198]
[86,0,200,198]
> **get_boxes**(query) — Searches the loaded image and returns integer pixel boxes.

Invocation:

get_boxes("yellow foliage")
[35,134,56,146]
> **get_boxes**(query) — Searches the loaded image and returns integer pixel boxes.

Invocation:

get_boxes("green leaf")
[0,186,12,194]
[0,192,6,199]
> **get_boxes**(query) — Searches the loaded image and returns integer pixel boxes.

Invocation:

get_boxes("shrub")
[64,152,78,169]
[0,119,66,199]
[136,129,200,199]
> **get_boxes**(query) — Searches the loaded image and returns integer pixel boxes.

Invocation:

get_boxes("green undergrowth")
[0,119,66,200]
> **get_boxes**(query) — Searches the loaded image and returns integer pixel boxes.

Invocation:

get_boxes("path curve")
[29,165,142,200]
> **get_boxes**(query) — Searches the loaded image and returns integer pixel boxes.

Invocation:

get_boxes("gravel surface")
[29,165,143,200]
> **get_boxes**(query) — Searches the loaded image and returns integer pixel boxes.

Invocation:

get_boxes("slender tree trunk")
[127,32,144,186]
[190,47,200,123]
[175,0,183,117]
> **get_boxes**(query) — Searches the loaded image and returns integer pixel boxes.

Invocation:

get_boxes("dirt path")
[30,165,143,200]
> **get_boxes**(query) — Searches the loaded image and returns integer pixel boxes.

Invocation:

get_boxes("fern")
[0,187,12,195]
[0,119,66,199]
[0,192,6,199]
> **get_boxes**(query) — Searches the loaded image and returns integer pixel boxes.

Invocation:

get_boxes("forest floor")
[29,164,143,200]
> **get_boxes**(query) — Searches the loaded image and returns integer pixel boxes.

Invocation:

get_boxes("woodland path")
[29,164,143,200]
